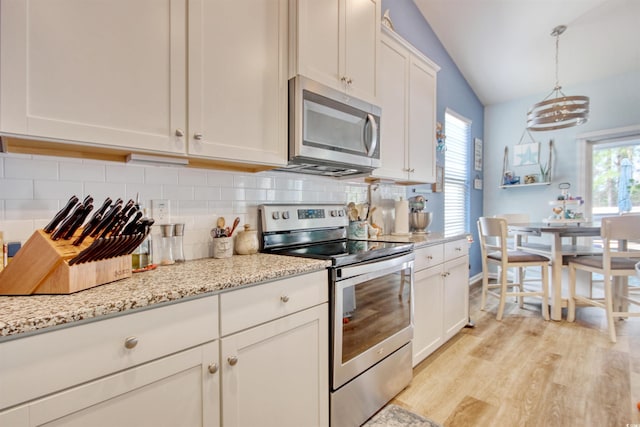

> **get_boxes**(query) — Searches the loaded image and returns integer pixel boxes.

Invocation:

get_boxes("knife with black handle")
[75,197,112,243]
[62,202,94,240]
[51,204,86,241]
[44,195,79,233]
[90,200,123,237]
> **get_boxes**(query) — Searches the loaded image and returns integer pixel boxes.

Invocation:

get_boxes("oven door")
[332,252,414,389]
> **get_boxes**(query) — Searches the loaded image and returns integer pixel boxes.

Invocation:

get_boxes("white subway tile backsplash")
[207,171,234,187]
[60,161,106,182]
[4,199,59,220]
[106,164,145,184]
[163,185,195,201]
[145,166,179,185]
[5,157,58,180]
[194,186,221,201]
[0,179,34,200]
[83,182,127,203]
[178,169,208,186]
[0,153,392,261]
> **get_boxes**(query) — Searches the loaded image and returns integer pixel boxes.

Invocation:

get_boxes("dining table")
[508,221,602,320]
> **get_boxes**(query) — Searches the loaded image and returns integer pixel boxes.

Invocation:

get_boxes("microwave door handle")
[364,114,378,157]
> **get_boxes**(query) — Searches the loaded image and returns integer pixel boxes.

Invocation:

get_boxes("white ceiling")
[412,0,640,106]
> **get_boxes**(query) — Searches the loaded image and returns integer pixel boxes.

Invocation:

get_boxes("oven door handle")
[336,252,414,281]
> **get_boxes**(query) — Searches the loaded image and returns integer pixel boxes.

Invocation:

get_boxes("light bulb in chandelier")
[527,25,590,131]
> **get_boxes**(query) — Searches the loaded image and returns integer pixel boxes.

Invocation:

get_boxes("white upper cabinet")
[0,0,188,155]
[0,0,288,167]
[187,0,288,166]
[290,0,380,104]
[372,27,439,184]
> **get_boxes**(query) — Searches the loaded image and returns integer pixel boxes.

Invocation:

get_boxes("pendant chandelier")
[527,25,590,131]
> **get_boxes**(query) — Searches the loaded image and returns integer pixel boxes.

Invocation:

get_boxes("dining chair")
[477,217,550,320]
[567,214,640,342]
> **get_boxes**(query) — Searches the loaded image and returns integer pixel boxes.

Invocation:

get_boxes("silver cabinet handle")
[194,133,203,140]
[175,129,184,137]
[427,255,433,260]
[124,336,138,349]
[364,113,378,157]
[208,363,218,374]
[227,356,238,366]
[280,295,290,303]
[456,247,462,251]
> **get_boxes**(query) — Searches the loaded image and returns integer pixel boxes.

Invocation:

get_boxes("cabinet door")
[187,0,287,166]
[221,304,329,427]
[413,264,444,366]
[407,55,437,183]
[0,0,187,154]
[343,0,380,102]
[293,0,341,90]
[443,256,469,341]
[372,32,408,181]
[24,342,220,427]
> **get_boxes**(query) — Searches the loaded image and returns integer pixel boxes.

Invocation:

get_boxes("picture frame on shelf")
[474,138,483,171]
[432,165,444,192]
[513,142,539,167]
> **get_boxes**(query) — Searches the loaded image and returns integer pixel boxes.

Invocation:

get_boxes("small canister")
[235,224,259,255]
[212,236,233,259]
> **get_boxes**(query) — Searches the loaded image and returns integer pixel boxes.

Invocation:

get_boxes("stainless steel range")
[259,204,414,427]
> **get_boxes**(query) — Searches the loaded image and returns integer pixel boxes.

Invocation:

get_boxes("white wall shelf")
[499,182,551,189]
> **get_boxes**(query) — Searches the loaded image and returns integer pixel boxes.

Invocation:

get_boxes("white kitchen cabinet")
[219,270,329,427]
[290,0,380,104]
[187,0,288,166]
[412,239,469,366]
[0,295,220,426]
[0,341,220,427]
[373,26,439,184]
[0,0,188,155]
[0,0,288,167]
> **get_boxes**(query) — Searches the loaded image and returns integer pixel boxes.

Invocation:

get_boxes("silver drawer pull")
[194,133,203,140]
[228,356,238,366]
[280,295,290,303]
[456,247,462,251]
[208,363,218,374]
[426,255,433,260]
[124,336,138,349]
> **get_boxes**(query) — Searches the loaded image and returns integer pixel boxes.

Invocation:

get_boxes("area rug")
[362,404,442,427]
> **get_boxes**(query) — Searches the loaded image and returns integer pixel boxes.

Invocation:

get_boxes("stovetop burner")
[259,204,413,267]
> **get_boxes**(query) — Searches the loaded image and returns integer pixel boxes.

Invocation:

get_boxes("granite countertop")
[0,254,330,339]
[371,232,469,248]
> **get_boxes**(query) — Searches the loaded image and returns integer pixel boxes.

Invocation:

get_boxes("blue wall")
[381,0,485,277]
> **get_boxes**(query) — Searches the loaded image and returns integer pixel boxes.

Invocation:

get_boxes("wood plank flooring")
[391,283,640,426]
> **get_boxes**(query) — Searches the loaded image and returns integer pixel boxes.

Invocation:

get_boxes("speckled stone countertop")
[0,254,330,340]
[372,232,469,248]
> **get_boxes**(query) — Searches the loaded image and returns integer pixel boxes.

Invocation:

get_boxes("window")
[444,109,471,235]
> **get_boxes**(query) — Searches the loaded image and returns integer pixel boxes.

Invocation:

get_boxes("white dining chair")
[567,214,640,342]
[477,217,550,320]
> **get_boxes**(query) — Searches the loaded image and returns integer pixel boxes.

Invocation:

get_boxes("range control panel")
[260,204,348,233]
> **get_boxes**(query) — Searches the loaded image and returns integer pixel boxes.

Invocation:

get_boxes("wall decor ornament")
[436,122,446,152]
[474,138,483,171]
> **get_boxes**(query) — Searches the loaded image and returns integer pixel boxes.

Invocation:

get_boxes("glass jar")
[159,224,175,265]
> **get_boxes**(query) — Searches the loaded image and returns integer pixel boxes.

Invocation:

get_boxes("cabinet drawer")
[414,244,444,271]
[444,239,469,261]
[220,270,328,336]
[0,295,218,410]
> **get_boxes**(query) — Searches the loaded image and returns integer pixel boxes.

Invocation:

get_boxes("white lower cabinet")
[219,269,329,427]
[220,304,328,427]
[0,270,329,427]
[412,239,469,366]
[0,341,220,427]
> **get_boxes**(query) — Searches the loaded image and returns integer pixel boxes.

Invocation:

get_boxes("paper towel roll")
[394,198,409,235]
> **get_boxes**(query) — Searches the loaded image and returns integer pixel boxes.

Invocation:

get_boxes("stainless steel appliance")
[260,204,414,427]
[278,76,381,177]
[408,195,432,234]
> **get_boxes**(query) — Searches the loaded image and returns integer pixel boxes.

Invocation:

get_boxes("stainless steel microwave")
[279,76,381,177]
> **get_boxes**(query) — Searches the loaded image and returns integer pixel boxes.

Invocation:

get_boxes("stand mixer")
[408,195,432,234]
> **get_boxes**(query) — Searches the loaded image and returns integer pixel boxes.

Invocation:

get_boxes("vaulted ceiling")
[413,0,640,106]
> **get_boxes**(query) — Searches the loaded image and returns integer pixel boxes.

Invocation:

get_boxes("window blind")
[444,109,471,236]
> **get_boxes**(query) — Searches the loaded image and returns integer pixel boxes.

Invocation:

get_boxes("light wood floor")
[391,283,640,427]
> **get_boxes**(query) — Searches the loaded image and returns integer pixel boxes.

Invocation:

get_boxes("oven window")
[341,267,411,364]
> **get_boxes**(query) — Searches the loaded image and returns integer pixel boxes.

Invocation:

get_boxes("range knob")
[272,211,280,220]
[330,210,337,217]
[337,209,344,217]
[282,211,290,220]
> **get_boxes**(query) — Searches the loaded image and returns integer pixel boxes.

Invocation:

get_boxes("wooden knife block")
[0,229,132,295]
